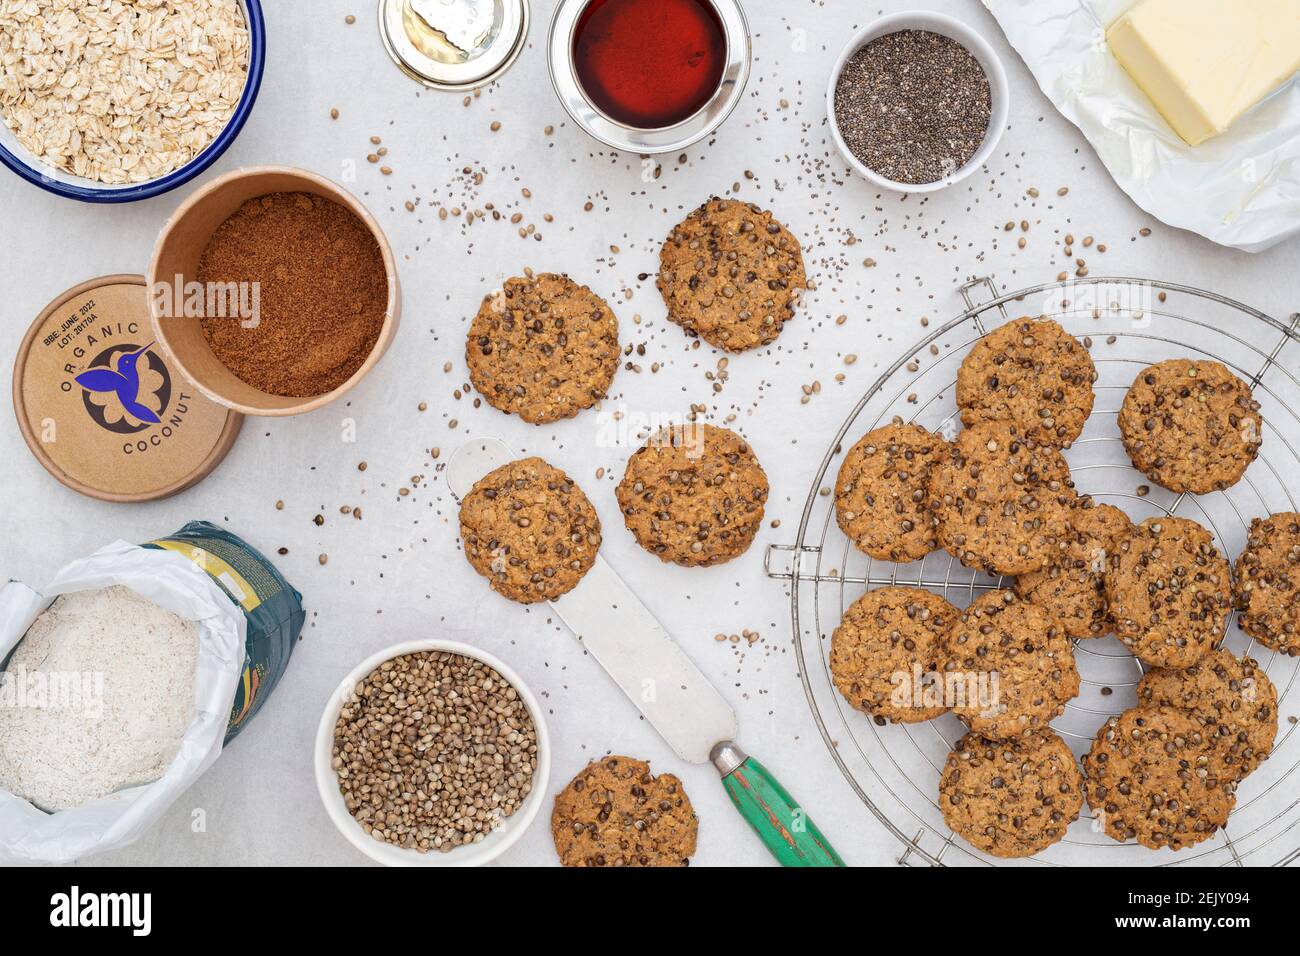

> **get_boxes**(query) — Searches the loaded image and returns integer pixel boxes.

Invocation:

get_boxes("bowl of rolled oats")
[0,0,265,203]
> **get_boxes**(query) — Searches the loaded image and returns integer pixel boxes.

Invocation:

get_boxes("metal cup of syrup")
[380,0,530,90]
[548,0,751,153]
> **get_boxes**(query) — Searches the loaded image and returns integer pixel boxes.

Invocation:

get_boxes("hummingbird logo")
[75,342,163,425]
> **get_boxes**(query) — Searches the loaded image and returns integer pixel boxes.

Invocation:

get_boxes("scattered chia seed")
[833,30,992,185]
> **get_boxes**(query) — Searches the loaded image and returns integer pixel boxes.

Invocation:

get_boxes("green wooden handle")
[721,755,845,867]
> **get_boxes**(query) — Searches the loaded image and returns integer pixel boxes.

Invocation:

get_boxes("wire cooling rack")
[767,276,1300,867]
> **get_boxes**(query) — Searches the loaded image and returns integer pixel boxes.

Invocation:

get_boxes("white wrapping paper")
[0,542,245,864]
[984,0,1300,252]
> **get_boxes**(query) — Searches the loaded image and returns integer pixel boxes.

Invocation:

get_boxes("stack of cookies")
[829,316,1283,857]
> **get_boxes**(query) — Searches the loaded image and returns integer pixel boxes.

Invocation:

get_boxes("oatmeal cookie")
[1105,517,1231,669]
[467,273,620,424]
[834,422,946,562]
[943,590,1080,739]
[956,317,1096,447]
[939,729,1083,858]
[1118,359,1262,494]
[1084,706,1236,851]
[1138,648,1277,782]
[458,457,601,603]
[657,198,807,352]
[1015,500,1134,639]
[551,756,698,867]
[830,587,958,723]
[1234,512,1300,657]
[930,421,1077,575]
[616,425,768,567]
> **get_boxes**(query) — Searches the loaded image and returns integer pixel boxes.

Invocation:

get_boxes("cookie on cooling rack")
[1084,706,1236,851]
[551,756,698,867]
[930,421,1077,576]
[830,587,958,724]
[1117,359,1262,494]
[1138,648,1277,783]
[834,421,946,563]
[657,198,807,352]
[943,589,1080,739]
[1105,516,1232,669]
[939,729,1083,858]
[616,424,768,567]
[467,273,620,425]
[955,316,1096,447]
[1015,499,1134,639]
[1234,512,1300,658]
[458,457,601,604]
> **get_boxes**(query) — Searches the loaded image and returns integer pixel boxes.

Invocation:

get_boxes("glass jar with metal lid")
[548,0,751,153]
[379,0,530,90]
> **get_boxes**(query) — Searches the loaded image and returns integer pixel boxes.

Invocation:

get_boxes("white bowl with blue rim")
[0,0,266,204]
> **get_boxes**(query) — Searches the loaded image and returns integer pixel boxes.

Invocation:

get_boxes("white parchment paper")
[984,0,1300,252]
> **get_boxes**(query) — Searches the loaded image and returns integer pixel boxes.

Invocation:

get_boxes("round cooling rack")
[766,276,1300,867]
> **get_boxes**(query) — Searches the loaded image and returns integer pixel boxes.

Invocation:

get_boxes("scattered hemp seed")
[318,554,329,566]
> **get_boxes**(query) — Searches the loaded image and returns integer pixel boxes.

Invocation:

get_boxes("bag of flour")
[0,522,303,864]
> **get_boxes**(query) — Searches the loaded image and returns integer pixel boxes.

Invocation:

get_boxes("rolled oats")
[0,0,249,185]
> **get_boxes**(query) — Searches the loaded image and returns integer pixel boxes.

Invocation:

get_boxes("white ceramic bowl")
[826,11,1010,193]
[314,639,551,867]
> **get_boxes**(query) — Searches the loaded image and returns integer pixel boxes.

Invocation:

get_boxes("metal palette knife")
[447,438,844,867]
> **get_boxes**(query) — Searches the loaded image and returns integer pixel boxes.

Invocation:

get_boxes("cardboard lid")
[13,275,243,503]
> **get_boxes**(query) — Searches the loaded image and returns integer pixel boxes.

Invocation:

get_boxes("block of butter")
[1107,0,1300,146]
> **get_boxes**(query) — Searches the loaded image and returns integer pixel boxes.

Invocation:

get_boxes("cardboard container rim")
[147,165,402,418]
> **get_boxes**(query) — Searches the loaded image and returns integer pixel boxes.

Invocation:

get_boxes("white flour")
[0,586,198,812]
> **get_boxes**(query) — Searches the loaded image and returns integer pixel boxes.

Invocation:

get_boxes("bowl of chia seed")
[827,12,1009,193]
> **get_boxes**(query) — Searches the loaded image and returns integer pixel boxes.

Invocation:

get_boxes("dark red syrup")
[572,0,727,129]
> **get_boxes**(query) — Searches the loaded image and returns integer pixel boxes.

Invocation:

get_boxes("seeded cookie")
[458,457,601,604]
[939,729,1083,858]
[1105,517,1231,669]
[616,424,768,567]
[834,422,946,562]
[657,198,807,352]
[930,421,1077,576]
[551,756,698,867]
[467,273,620,425]
[1138,648,1277,783]
[830,587,958,723]
[1084,706,1236,851]
[1234,512,1300,657]
[1015,499,1134,639]
[956,317,1096,447]
[943,590,1080,739]
[1118,359,1262,494]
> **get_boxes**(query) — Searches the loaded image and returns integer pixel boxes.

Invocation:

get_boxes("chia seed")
[833,30,993,185]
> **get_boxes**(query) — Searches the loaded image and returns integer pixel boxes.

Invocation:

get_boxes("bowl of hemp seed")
[314,640,550,867]
[827,11,1009,193]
